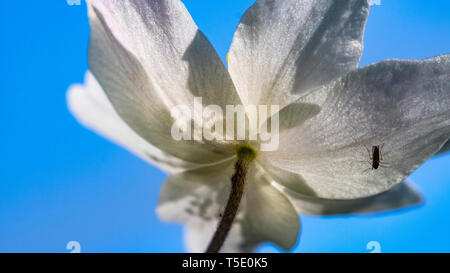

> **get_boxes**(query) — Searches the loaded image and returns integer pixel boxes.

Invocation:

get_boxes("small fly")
[362,144,389,172]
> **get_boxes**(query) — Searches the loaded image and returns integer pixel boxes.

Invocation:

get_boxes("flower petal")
[67,72,199,174]
[436,139,450,155]
[156,161,300,252]
[228,0,370,108]
[258,160,317,196]
[86,0,241,164]
[272,179,422,216]
[263,55,450,199]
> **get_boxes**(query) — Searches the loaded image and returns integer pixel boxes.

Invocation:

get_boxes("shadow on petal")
[273,179,423,216]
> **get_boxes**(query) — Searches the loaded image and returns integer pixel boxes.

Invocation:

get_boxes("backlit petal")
[86,0,242,163]
[263,55,450,199]
[228,0,370,108]
[436,139,450,155]
[156,161,300,252]
[272,179,422,215]
[67,72,199,174]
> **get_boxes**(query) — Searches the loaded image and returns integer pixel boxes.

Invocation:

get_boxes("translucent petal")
[263,55,450,199]
[86,0,242,163]
[272,179,422,215]
[67,72,199,174]
[157,161,300,252]
[228,0,370,108]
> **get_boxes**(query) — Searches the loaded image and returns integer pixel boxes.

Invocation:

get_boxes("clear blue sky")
[0,0,449,253]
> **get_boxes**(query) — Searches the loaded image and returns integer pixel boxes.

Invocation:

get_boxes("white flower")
[67,0,450,252]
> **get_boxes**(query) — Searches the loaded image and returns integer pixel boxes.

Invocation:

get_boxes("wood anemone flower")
[67,0,450,252]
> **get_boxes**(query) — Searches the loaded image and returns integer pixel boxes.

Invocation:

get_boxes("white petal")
[272,179,422,216]
[156,161,300,252]
[228,0,370,108]
[436,139,450,155]
[258,160,316,196]
[263,55,450,199]
[86,0,241,163]
[67,72,198,174]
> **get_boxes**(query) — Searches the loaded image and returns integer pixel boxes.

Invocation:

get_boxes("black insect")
[369,145,381,169]
[362,144,389,172]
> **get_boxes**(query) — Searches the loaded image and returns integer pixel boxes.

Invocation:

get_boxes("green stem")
[205,145,255,253]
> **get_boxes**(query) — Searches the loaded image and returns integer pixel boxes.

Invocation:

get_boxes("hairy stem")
[205,150,254,253]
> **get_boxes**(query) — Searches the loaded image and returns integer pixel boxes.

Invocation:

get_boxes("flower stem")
[205,145,256,253]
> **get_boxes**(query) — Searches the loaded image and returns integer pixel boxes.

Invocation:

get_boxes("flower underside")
[67,0,450,253]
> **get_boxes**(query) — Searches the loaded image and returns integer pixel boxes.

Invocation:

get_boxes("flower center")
[235,143,257,161]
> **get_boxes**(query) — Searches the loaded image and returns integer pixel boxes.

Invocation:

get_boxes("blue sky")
[0,0,449,253]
